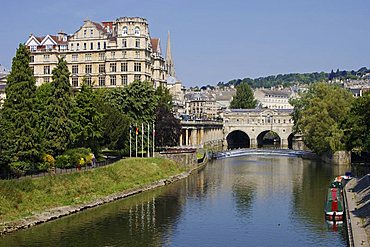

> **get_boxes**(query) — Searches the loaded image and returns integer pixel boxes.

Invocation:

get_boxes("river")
[0,156,349,246]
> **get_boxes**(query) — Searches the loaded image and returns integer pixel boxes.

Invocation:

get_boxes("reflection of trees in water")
[0,181,190,247]
[290,159,347,239]
[232,183,255,218]
[0,166,219,247]
[228,158,256,219]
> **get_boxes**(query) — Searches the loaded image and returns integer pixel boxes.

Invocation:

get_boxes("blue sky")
[0,0,369,86]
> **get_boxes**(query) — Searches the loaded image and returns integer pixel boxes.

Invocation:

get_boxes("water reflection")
[0,156,348,247]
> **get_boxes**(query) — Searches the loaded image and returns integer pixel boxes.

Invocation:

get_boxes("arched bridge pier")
[223,108,295,149]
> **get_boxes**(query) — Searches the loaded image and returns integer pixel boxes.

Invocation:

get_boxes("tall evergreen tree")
[230,82,257,109]
[0,44,40,173]
[39,58,74,156]
[71,83,104,153]
[154,85,181,147]
[155,105,181,147]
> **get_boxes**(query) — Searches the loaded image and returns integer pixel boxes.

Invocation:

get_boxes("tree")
[155,85,173,110]
[230,82,257,109]
[0,44,40,174]
[345,91,370,152]
[154,85,181,147]
[104,80,157,123]
[39,58,74,156]
[155,105,181,147]
[71,83,104,153]
[291,82,353,154]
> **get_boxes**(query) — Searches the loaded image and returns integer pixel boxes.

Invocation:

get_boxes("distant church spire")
[166,31,176,77]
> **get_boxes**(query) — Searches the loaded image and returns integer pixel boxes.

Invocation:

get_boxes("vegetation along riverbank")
[0,157,194,235]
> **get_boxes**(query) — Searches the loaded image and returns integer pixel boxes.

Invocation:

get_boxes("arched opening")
[287,133,294,149]
[257,130,281,149]
[226,130,250,149]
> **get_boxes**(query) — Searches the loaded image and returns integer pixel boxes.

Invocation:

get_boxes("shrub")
[55,155,71,169]
[64,148,92,167]
[9,161,32,177]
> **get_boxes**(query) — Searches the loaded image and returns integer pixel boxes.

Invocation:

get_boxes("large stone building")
[25,17,167,88]
[254,88,295,109]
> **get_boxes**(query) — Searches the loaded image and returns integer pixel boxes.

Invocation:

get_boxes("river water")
[0,156,349,246]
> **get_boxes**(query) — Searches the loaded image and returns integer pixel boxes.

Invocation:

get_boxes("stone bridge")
[223,108,294,149]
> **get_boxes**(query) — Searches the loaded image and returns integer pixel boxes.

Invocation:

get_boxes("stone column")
[200,127,204,146]
[185,129,189,146]
[179,131,183,146]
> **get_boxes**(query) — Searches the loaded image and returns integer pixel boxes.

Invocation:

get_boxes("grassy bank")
[0,158,186,223]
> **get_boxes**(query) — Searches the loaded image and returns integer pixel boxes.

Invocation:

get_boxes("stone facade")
[25,17,167,88]
[254,88,295,109]
[223,108,294,148]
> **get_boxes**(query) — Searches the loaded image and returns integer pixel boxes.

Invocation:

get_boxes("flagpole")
[135,125,138,158]
[147,123,150,157]
[129,126,132,158]
[141,123,144,158]
[152,122,155,158]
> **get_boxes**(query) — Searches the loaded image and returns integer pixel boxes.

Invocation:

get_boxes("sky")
[0,0,369,86]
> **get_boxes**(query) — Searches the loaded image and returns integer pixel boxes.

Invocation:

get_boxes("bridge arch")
[287,132,294,149]
[256,130,281,148]
[226,130,250,149]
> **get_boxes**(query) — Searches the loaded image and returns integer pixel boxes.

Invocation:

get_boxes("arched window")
[122,27,128,35]
[134,27,140,36]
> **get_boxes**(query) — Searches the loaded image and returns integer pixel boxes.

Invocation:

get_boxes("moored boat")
[324,188,344,221]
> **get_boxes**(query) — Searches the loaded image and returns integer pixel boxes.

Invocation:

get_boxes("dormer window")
[122,27,128,35]
[134,27,140,36]
[84,30,87,38]
[30,45,37,52]
[90,29,93,37]
[46,45,52,51]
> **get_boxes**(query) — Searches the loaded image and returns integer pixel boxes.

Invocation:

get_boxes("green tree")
[71,83,104,153]
[155,85,173,110]
[154,85,181,147]
[39,58,74,156]
[345,91,370,152]
[155,105,181,147]
[291,82,353,154]
[0,44,40,174]
[230,82,257,109]
[104,80,157,123]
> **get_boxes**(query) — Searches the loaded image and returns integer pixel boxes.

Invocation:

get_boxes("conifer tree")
[230,82,257,109]
[71,83,104,153]
[0,44,40,173]
[39,58,74,156]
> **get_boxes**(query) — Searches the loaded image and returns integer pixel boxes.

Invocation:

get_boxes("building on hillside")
[213,87,236,112]
[184,91,217,120]
[25,17,168,88]
[254,88,294,109]
[342,79,370,97]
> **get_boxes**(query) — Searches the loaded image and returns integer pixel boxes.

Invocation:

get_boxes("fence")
[0,157,122,180]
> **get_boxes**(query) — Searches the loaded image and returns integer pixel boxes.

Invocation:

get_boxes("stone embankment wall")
[344,175,370,246]
[156,152,198,167]
[321,151,351,165]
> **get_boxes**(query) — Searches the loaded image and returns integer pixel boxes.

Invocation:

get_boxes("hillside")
[218,67,370,89]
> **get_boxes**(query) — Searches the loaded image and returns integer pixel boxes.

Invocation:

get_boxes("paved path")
[345,177,370,247]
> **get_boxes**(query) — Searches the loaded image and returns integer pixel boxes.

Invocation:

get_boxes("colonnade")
[179,126,223,147]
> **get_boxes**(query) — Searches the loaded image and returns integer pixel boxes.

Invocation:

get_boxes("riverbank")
[0,157,203,236]
[344,174,370,247]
